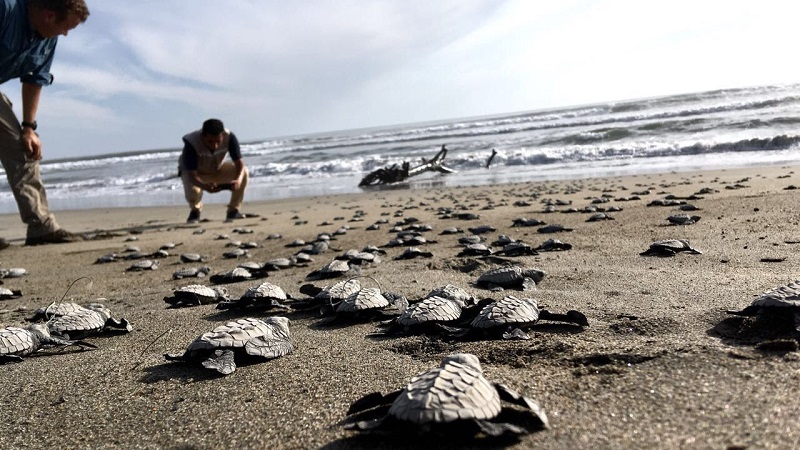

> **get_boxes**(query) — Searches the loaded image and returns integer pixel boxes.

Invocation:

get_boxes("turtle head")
[521,268,546,284]
[26,323,52,341]
[85,303,112,320]
[441,353,482,373]
[263,316,291,334]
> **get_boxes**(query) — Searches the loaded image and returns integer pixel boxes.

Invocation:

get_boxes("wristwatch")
[21,121,37,131]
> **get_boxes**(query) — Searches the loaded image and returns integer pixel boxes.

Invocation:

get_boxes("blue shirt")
[0,0,57,86]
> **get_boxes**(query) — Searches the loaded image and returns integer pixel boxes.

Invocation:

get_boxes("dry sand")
[1,165,800,449]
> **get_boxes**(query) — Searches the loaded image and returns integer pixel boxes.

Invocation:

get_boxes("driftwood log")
[359,145,456,187]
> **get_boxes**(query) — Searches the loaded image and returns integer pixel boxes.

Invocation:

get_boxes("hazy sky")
[2,0,798,159]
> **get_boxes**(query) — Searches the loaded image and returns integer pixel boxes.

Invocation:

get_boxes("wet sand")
[1,165,800,449]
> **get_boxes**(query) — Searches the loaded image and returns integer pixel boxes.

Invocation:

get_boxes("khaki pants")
[0,92,59,238]
[181,162,248,212]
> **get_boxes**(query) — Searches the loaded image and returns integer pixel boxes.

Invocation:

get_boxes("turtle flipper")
[494,383,549,429]
[202,349,236,374]
[244,335,293,359]
[0,354,24,364]
[539,309,589,326]
[726,305,760,316]
[474,419,527,437]
[106,318,133,333]
[502,327,530,340]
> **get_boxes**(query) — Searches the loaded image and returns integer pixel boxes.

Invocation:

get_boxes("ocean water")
[3,83,800,214]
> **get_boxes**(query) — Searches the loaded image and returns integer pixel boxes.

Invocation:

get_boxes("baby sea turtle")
[511,217,545,227]
[727,279,800,330]
[380,294,474,335]
[0,267,27,278]
[0,287,23,300]
[295,278,362,311]
[306,259,359,280]
[495,241,538,257]
[180,253,207,263]
[342,353,548,439]
[535,238,572,252]
[639,239,703,257]
[164,317,293,375]
[163,285,229,308]
[586,212,614,222]
[126,259,159,271]
[0,323,95,363]
[667,214,701,225]
[443,296,588,340]
[395,247,434,260]
[172,266,212,280]
[39,302,132,340]
[318,277,406,323]
[217,281,292,311]
[537,224,573,234]
[209,267,254,285]
[476,266,546,291]
[458,243,493,257]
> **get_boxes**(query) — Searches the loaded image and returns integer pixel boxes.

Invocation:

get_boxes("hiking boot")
[225,209,246,221]
[25,229,84,246]
[187,209,201,223]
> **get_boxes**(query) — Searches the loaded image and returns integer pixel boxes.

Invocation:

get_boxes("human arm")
[21,82,43,160]
[228,133,245,190]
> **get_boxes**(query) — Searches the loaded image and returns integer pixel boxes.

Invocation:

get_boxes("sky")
[2,0,799,159]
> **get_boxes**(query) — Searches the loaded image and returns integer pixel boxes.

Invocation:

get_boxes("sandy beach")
[1,164,800,449]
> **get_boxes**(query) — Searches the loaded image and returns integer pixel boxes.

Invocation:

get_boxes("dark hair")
[201,119,225,135]
[29,0,90,22]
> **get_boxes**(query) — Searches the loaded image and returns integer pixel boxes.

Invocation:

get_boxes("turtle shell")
[164,285,225,306]
[477,266,546,288]
[0,287,23,300]
[388,353,501,423]
[47,307,108,338]
[396,296,465,327]
[337,287,389,312]
[744,280,800,311]
[425,284,473,303]
[168,317,293,374]
[0,326,39,357]
[242,282,287,301]
[470,296,540,329]
[127,259,159,271]
[317,279,361,302]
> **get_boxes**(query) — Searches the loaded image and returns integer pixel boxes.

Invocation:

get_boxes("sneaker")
[187,209,201,223]
[225,209,246,221]
[25,229,84,246]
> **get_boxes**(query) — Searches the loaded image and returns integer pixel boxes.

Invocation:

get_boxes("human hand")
[22,128,42,160]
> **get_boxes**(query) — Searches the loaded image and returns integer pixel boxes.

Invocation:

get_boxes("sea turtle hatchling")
[305,259,359,280]
[727,279,800,330]
[342,353,549,439]
[172,266,212,280]
[0,323,95,363]
[0,287,23,300]
[209,267,255,285]
[667,214,701,226]
[639,239,703,257]
[380,294,475,335]
[476,266,546,292]
[126,259,159,271]
[295,278,362,311]
[441,295,588,340]
[217,281,292,311]
[37,302,133,340]
[318,277,406,323]
[163,285,229,308]
[164,317,293,375]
